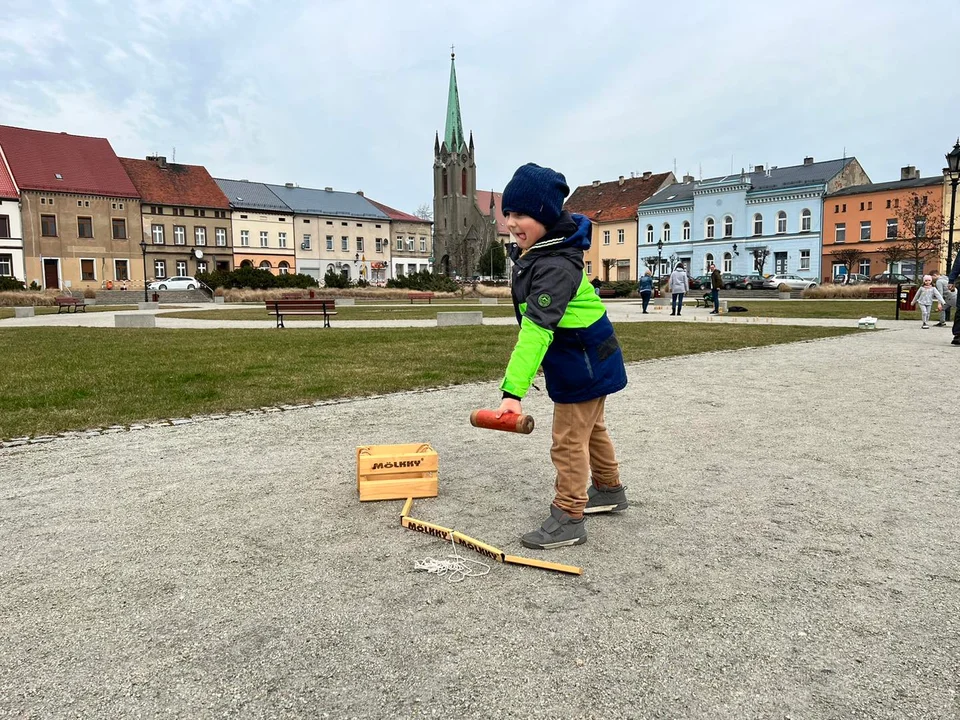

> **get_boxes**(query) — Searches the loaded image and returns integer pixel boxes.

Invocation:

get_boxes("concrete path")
[0,315,957,718]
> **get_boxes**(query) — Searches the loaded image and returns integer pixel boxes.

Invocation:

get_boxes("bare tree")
[879,244,910,276]
[414,203,433,221]
[895,191,944,279]
[830,248,864,279]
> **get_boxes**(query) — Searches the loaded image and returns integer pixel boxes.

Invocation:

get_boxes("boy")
[494,163,628,550]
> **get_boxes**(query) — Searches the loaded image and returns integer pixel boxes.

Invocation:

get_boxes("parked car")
[734,274,768,290]
[762,274,818,290]
[689,275,710,290]
[870,272,913,285]
[148,275,200,291]
[835,273,871,285]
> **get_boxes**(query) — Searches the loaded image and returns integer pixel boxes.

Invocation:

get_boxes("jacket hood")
[507,211,592,261]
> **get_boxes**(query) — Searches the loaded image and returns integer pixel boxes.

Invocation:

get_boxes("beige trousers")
[551,396,620,518]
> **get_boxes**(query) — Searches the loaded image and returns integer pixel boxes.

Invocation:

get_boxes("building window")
[776,211,787,234]
[375,238,383,253]
[176,260,187,276]
[705,217,715,239]
[603,230,610,245]
[859,259,871,276]
[860,221,871,241]
[682,221,691,241]
[894,199,899,208]
[278,232,287,248]
[406,237,415,251]
[646,225,653,243]
[752,214,762,236]
[0,254,11,276]
[723,215,733,238]
[326,236,333,250]
[704,253,714,272]
[77,216,94,238]
[152,224,164,244]
[80,258,95,281]
[868,201,873,210]
[886,199,891,209]
[112,218,126,240]
[662,224,670,243]
[799,250,811,270]
[461,168,467,196]
[860,202,864,211]
[356,237,364,253]
[41,214,58,237]
[722,252,732,272]
[154,259,166,278]
[617,228,625,244]
[260,231,269,248]
[174,226,186,245]
[302,234,311,250]
[834,204,839,213]
[886,218,898,239]
[835,223,846,243]
[343,236,350,251]
[801,209,812,232]
[915,218,927,237]
[278,261,290,275]
[197,261,207,274]
[114,259,129,281]
[195,227,207,246]
[259,260,272,270]
[240,230,250,247]
[152,206,164,215]
[0,215,9,237]
[420,237,427,252]
[442,170,448,195]
[216,228,227,246]
[585,260,592,276]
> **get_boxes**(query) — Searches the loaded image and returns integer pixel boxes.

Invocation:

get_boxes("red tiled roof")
[0,124,139,198]
[475,190,508,235]
[119,157,230,208]
[0,149,17,200]
[565,172,673,223]
[367,198,431,224]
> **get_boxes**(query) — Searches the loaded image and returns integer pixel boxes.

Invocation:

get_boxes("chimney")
[592,180,601,187]
[619,176,625,185]
[682,174,695,183]
[147,155,167,168]
[642,171,652,179]
[900,166,920,181]
[803,156,814,166]
[754,164,764,173]
[284,182,295,188]
[324,187,333,192]
[356,190,364,196]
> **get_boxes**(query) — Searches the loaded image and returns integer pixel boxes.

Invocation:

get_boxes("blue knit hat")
[502,163,569,230]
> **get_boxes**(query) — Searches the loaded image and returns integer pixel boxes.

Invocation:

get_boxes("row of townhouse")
[567,154,959,283]
[0,124,432,291]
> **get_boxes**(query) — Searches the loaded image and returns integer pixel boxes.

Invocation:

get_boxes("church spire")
[444,49,465,153]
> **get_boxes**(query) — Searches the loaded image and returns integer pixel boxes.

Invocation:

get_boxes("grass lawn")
[0,305,134,320]
[719,299,921,320]
[159,305,519,321]
[0,324,855,439]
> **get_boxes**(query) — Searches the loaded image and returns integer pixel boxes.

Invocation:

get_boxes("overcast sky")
[2,0,958,214]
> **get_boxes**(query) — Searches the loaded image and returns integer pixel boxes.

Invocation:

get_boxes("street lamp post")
[139,239,148,302]
[656,238,664,295]
[945,140,960,274]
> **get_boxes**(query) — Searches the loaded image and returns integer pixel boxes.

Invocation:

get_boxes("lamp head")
[948,139,960,175]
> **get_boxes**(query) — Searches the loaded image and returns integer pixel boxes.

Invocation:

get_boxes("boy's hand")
[495,398,522,418]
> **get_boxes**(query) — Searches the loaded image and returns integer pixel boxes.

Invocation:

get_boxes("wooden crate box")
[356,443,438,502]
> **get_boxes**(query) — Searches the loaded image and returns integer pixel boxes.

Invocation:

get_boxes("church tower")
[433,50,482,276]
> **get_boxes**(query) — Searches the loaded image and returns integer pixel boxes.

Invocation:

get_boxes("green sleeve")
[499,315,553,398]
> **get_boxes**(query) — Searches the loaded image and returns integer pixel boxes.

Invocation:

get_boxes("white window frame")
[259,260,272,270]
[420,237,427,252]
[176,260,187,276]
[799,250,811,270]
[646,225,654,243]
[154,259,166,278]
[705,217,715,239]
[722,252,732,273]
[662,223,671,243]
[260,231,269,248]
[79,257,97,282]
[585,260,592,275]
[279,232,287,248]
[152,224,164,244]
[240,230,250,247]
[113,259,130,281]
[704,253,715,273]
[603,230,610,245]
[197,261,207,274]
[617,228,625,244]
[215,227,227,246]
[406,237,415,251]
[886,218,898,239]
[800,209,811,232]
[278,261,290,275]
[835,223,846,243]
[173,225,186,245]
[723,215,733,238]
[776,211,787,234]
[302,234,311,249]
[682,221,691,241]
[860,221,871,241]
[396,236,403,251]
[326,236,334,251]
[753,214,763,236]
[858,259,871,276]
[195,226,207,246]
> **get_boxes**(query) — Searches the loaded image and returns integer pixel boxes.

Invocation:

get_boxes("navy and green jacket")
[501,211,628,404]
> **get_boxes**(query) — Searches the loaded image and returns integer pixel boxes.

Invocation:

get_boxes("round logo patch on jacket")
[537,293,552,308]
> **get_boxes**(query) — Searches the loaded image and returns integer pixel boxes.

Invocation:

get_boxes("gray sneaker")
[520,505,587,549]
[584,484,629,514]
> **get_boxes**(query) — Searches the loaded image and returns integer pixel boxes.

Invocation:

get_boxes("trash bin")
[898,284,917,312]
[152,292,159,302]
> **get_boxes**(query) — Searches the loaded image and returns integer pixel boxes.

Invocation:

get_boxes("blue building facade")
[637,157,869,282]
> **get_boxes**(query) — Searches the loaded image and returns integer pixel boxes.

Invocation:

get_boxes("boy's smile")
[505,211,546,250]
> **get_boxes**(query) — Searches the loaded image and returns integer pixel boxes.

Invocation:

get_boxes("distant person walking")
[668,263,689,316]
[910,275,944,329]
[709,263,723,315]
[949,251,960,346]
[933,270,949,325]
[638,270,654,313]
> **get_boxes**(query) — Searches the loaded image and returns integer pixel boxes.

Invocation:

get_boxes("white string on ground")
[414,529,490,583]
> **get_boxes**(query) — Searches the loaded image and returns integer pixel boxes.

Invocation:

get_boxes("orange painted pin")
[469,409,535,434]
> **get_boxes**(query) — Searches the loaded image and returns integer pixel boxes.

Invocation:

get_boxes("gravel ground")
[1,325,958,719]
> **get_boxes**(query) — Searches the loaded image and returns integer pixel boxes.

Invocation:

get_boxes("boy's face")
[504,212,546,250]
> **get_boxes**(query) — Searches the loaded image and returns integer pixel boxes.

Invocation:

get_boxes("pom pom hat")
[502,163,570,230]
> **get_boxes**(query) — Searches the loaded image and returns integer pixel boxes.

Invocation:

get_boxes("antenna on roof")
[673,158,677,175]
[172,146,176,163]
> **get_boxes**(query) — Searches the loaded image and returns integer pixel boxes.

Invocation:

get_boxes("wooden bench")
[55,296,86,313]
[597,288,616,299]
[408,292,435,304]
[265,299,336,328]
[866,286,897,299]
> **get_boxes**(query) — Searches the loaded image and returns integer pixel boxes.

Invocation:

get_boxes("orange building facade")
[821,168,945,281]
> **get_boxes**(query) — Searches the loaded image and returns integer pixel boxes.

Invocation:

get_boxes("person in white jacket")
[933,270,950,325]
[668,263,690,316]
[911,275,944,329]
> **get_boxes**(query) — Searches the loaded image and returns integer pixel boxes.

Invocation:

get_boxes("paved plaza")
[0,310,958,718]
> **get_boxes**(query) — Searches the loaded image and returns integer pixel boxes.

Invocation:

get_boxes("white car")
[148,275,200,291]
[762,274,818,290]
